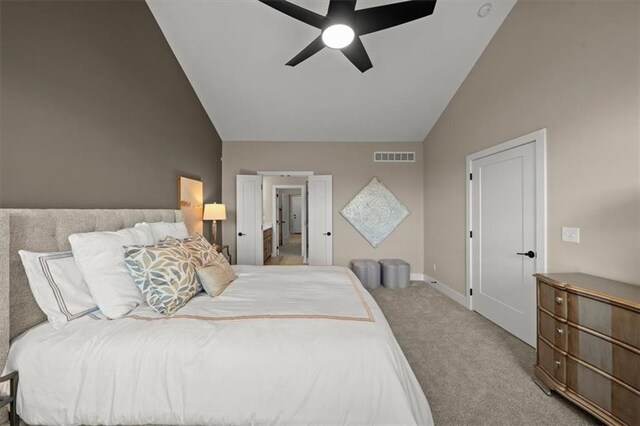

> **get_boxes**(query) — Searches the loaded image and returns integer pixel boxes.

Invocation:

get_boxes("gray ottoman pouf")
[350,259,381,290]
[379,259,410,289]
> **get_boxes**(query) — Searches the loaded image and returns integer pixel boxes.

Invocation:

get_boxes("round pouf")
[379,259,410,289]
[350,259,381,290]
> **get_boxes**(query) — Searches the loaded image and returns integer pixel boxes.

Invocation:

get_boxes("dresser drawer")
[566,357,640,426]
[568,326,640,390]
[538,337,566,384]
[539,309,568,351]
[568,293,640,350]
[539,281,568,318]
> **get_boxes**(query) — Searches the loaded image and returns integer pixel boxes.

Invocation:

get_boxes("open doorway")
[261,175,307,265]
[236,172,333,266]
[269,186,305,265]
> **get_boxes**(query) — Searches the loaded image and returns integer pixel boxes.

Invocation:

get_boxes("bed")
[0,209,432,425]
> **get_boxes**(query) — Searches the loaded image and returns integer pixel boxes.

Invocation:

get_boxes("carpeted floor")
[279,234,301,256]
[266,234,303,265]
[370,282,600,426]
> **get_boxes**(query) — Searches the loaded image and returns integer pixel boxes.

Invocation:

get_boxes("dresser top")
[535,272,640,309]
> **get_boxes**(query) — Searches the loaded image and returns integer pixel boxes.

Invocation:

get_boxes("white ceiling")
[147,0,516,142]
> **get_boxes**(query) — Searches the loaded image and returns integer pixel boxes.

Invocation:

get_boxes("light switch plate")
[562,226,580,243]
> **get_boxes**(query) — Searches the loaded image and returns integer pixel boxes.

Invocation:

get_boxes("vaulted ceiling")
[147,0,516,142]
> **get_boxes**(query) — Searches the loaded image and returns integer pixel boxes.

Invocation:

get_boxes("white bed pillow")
[135,222,189,243]
[19,250,99,328]
[69,226,154,319]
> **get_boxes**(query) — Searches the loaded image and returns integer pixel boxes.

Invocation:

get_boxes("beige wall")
[222,142,424,272]
[423,0,640,294]
[262,176,307,226]
[0,1,222,214]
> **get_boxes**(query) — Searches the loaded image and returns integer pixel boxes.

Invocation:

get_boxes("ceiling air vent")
[374,152,416,163]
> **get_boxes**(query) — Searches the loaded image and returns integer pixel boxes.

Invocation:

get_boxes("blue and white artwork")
[340,177,409,248]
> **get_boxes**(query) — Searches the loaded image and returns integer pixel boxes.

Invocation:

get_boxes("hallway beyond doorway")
[266,234,303,265]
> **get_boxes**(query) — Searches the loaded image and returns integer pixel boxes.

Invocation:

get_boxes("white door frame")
[258,171,314,177]
[466,129,547,310]
[272,185,307,262]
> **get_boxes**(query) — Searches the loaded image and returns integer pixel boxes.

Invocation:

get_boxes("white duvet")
[4,266,433,426]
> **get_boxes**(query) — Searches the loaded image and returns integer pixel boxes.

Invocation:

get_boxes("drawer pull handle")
[555,361,562,369]
[555,296,564,305]
[556,328,564,336]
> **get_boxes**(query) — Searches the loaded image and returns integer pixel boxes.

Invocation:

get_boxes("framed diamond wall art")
[340,177,409,248]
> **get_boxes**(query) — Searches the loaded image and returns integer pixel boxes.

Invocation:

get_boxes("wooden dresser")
[534,273,640,425]
[263,227,272,263]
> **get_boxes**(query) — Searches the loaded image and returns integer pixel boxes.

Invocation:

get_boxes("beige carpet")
[370,282,600,426]
[279,234,301,256]
[266,234,303,265]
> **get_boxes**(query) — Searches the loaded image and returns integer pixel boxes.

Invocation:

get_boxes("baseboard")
[423,274,468,307]
[410,273,426,282]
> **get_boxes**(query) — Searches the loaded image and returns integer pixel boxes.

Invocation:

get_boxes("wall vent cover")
[374,152,416,163]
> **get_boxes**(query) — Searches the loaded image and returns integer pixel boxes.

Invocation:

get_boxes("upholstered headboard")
[0,209,183,371]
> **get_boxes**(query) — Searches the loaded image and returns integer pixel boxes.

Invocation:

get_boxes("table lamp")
[203,203,226,245]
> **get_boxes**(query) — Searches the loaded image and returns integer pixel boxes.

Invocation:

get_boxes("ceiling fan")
[258,0,437,73]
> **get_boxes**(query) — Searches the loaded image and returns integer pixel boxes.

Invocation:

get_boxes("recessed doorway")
[268,184,305,265]
[236,171,333,266]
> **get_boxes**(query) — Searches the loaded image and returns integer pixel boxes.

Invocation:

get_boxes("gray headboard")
[0,209,183,371]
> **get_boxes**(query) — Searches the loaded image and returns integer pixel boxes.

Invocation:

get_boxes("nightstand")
[0,371,18,426]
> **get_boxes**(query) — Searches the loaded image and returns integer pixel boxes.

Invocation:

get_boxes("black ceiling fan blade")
[286,35,326,67]
[258,0,325,29]
[341,37,373,73]
[326,0,357,19]
[354,0,437,35]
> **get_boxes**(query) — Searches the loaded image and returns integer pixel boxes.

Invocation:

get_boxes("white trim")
[410,273,425,282]
[424,274,468,307]
[271,185,307,263]
[258,171,314,177]
[465,129,548,311]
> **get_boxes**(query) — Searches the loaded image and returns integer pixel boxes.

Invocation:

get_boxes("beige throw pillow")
[197,255,236,297]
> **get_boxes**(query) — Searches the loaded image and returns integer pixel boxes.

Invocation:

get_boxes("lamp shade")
[203,203,226,221]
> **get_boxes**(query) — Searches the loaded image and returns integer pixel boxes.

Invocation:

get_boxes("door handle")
[323,232,332,236]
[516,250,536,258]
[238,232,245,237]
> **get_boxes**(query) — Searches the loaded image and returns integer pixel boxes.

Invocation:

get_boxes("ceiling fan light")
[322,24,355,49]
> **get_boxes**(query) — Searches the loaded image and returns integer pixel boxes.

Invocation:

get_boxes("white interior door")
[307,175,332,266]
[236,175,263,265]
[282,194,291,244]
[471,143,537,346]
[291,195,302,233]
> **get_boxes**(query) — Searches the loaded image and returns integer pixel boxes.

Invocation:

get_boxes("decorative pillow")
[19,250,99,328]
[214,251,235,276]
[124,244,199,315]
[135,222,189,244]
[161,234,219,269]
[69,226,154,319]
[197,258,236,297]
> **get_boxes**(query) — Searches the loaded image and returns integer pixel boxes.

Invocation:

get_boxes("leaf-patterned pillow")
[160,234,220,269]
[124,244,198,315]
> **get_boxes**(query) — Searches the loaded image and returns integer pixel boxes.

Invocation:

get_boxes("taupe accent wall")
[0,1,222,210]
[423,0,640,295]
[222,142,424,272]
